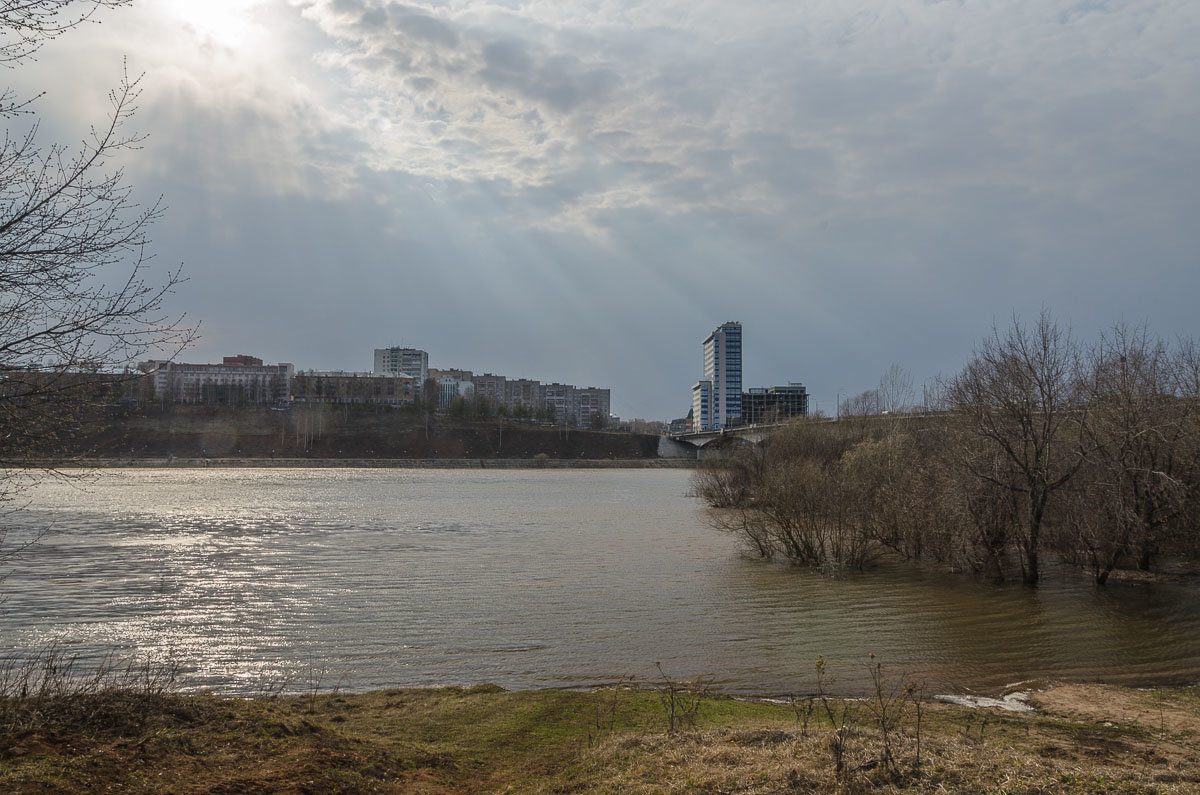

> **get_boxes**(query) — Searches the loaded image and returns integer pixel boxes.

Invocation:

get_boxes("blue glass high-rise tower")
[701,321,741,429]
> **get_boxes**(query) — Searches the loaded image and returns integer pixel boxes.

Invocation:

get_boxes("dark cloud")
[389,4,460,47]
[481,38,532,73]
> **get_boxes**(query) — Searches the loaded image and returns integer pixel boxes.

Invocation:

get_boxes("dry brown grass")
[565,711,1199,793]
[0,680,1196,793]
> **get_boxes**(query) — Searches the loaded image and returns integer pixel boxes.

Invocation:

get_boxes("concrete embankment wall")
[657,436,697,458]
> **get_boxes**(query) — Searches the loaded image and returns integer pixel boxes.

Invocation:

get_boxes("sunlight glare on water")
[3,468,1198,696]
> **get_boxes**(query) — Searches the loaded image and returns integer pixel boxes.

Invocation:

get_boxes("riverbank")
[56,456,697,468]
[1,682,1196,792]
[62,404,681,462]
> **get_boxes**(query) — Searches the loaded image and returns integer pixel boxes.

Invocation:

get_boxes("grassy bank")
[2,681,1197,792]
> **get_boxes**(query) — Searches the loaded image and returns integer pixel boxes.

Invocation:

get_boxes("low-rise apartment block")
[544,383,611,429]
[384,349,611,427]
[139,355,293,405]
[292,371,414,406]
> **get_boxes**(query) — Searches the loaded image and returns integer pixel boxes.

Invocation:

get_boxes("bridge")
[670,421,792,448]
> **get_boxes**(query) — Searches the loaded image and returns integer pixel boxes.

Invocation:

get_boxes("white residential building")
[139,355,294,405]
[373,347,429,385]
[438,377,475,407]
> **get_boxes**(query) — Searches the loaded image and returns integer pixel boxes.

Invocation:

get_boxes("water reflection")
[2,468,1197,695]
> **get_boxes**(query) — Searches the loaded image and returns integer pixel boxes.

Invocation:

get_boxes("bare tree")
[839,388,881,417]
[838,365,914,417]
[0,1,192,475]
[877,363,914,414]
[1068,325,1200,581]
[946,311,1087,583]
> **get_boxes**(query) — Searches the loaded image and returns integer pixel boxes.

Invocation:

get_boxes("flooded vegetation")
[695,316,1200,585]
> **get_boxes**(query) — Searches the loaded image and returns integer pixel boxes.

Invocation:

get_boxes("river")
[3,468,1198,696]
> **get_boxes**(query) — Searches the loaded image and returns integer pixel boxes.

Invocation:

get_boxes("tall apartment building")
[373,347,428,384]
[691,380,712,431]
[505,378,544,411]
[577,387,611,428]
[701,321,741,429]
[471,373,507,407]
[543,383,576,426]
[139,355,294,405]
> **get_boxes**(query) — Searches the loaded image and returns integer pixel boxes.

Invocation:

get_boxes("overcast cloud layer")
[17,0,1200,418]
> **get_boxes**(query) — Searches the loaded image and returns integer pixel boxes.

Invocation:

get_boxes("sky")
[14,0,1200,419]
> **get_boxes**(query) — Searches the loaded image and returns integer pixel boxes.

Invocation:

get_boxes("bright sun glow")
[164,0,264,48]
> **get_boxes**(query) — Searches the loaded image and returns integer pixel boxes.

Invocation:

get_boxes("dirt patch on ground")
[1032,683,1200,735]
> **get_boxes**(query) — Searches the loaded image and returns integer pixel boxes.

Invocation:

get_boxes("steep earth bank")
[70,405,673,461]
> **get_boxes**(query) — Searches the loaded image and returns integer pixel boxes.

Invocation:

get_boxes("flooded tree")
[945,311,1088,583]
[1064,325,1200,581]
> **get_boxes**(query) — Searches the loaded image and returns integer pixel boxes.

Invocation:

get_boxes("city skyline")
[19,0,1200,420]
[138,346,614,427]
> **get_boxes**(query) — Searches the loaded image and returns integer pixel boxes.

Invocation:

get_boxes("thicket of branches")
[695,313,1200,584]
[0,1,191,471]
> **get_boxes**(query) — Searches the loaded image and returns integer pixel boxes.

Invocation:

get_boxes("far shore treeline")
[694,313,1200,585]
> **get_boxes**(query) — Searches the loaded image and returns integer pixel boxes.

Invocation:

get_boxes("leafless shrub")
[586,674,637,747]
[705,505,775,559]
[812,656,858,781]
[788,691,815,737]
[689,444,765,508]
[654,663,710,734]
[811,656,929,784]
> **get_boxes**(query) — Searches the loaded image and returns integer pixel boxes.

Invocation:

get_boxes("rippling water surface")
[3,468,1198,695]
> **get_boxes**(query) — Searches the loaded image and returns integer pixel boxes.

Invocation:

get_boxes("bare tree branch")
[0,3,194,471]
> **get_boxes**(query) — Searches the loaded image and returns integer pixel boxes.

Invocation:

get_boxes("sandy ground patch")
[1032,683,1200,735]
